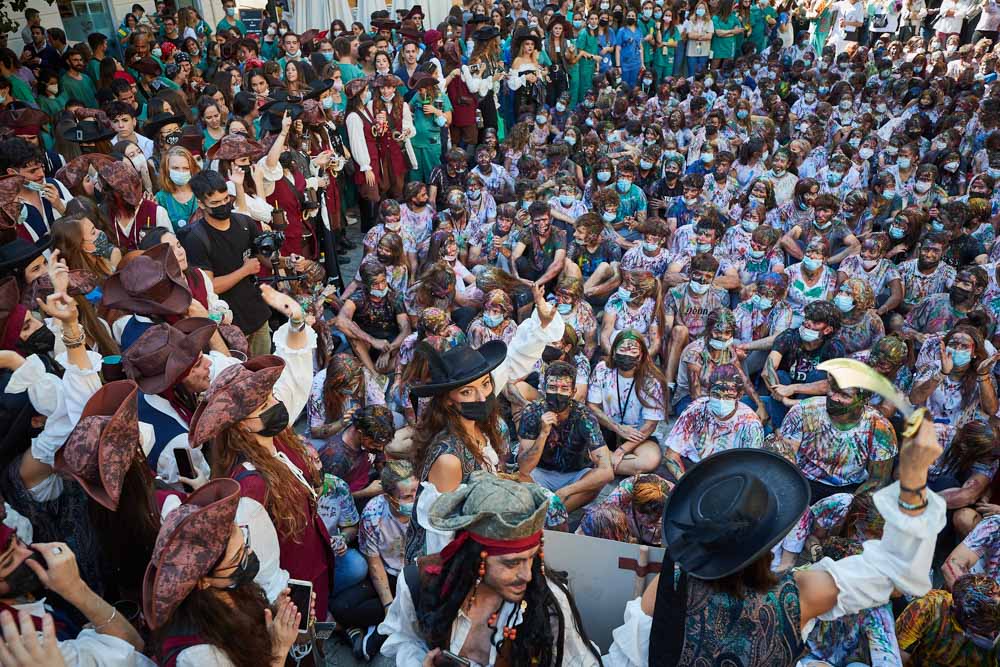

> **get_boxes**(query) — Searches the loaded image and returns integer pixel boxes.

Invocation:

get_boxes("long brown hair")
[210,426,316,539]
[608,330,665,410]
[707,551,779,597]
[412,392,507,477]
[944,325,987,403]
[154,583,274,667]
[50,216,114,279]
[322,354,364,423]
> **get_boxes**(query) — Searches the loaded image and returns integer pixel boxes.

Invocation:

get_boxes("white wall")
[6,0,66,54]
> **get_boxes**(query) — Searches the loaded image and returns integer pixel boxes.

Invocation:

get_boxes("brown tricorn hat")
[187,355,285,446]
[54,380,140,511]
[122,318,217,395]
[101,243,191,317]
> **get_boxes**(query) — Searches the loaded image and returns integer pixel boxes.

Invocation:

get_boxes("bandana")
[954,575,1000,638]
[1,304,27,351]
[430,529,544,578]
[418,307,450,336]
[870,336,907,368]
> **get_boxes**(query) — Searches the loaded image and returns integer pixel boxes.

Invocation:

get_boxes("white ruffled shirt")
[602,482,947,665]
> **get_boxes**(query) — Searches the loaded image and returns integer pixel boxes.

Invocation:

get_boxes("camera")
[253,230,286,260]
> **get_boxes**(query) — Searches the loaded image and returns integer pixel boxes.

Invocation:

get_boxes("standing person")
[403,285,563,562]
[544,16,576,108]
[408,72,452,183]
[143,479,302,666]
[605,416,946,666]
[464,26,504,138]
[381,472,602,666]
[346,78,385,233]
[188,287,332,621]
[183,170,272,357]
[710,0,741,70]
[97,161,171,252]
[683,2,714,76]
[573,13,601,109]
[653,9,682,80]
[616,8,643,87]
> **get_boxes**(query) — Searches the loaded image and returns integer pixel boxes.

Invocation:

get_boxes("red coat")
[447,75,478,128]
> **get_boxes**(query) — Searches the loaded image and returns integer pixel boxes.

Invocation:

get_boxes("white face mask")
[913,181,932,194]
[858,147,874,160]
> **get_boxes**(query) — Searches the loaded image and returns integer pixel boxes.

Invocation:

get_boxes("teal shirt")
[616,183,648,221]
[337,62,365,84]
[38,93,67,121]
[203,128,222,151]
[155,190,198,231]
[711,13,742,59]
[638,17,657,63]
[216,17,247,35]
[86,58,102,84]
[59,72,96,108]
[409,91,452,148]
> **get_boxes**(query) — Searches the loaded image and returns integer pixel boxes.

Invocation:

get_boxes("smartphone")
[172,448,195,480]
[435,651,472,667]
[287,579,312,631]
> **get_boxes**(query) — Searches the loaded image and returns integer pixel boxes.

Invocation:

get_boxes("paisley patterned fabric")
[678,573,805,666]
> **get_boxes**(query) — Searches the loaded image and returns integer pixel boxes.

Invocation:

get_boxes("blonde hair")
[158,146,200,194]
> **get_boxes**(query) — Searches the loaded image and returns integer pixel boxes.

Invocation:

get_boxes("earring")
[468,550,488,611]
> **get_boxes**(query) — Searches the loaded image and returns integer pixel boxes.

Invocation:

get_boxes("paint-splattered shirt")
[896,589,995,667]
[664,397,764,463]
[780,398,897,486]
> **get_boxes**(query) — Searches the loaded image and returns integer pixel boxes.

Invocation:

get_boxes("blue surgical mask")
[802,256,823,271]
[741,219,758,233]
[602,210,616,222]
[557,302,573,315]
[616,178,631,193]
[689,280,709,295]
[640,159,654,170]
[889,225,905,239]
[396,501,413,516]
[535,114,547,125]
[362,90,372,104]
[709,337,732,350]
[169,169,191,186]
[747,248,765,260]
[369,287,388,298]
[709,396,736,417]
[483,312,504,327]
[897,157,911,169]
[695,6,706,15]
[736,110,749,120]
[597,170,612,183]
[753,294,772,310]
[323,51,334,61]
[322,96,335,110]
[799,325,821,342]
[617,287,632,301]
[556,102,567,112]
[643,9,653,18]
[696,242,712,253]
[559,194,575,206]
[467,189,482,201]
[642,241,659,253]
[834,294,854,312]
[565,135,577,146]
[930,221,945,232]
[948,346,972,367]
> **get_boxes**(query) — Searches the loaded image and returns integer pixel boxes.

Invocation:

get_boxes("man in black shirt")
[183,170,272,355]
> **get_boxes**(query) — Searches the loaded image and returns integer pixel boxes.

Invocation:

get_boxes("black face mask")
[164,130,182,146]
[545,391,571,412]
[376,252,394,265]
[21,326,55,356]
[614,352,639,371]
[456,394,496,422]
[4,551,45,597]
[950,285,974,305]
[541,345,563,363]
[256,401,289,437]
[206,202,233,220]
[223,551,260,589]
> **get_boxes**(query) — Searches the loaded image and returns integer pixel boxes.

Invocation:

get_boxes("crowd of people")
[0,0,999,664]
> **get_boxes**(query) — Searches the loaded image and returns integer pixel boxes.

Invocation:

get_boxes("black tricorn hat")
[410,340,506,397]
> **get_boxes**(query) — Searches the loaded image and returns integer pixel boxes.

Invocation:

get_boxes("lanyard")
[615,371,636,423]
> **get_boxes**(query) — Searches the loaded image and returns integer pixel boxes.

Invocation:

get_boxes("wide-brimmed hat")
[410,340,505,397]
[0,108,49,137]
[54,380,139,511]
[142,478,241,629]
[24,270,99,306]
[101,243,191,317]
[408,71,439,90]
[205,133,265,162]
[511,27,542,55]
[0,238,49,277]
[547,14,574,37]
[662,449,809,580]
[344,78,369,100]
[0,278,27,352]
[303,78,335,101]
[62,119,116,143]
[133,56,162,76]
[473,25,500,42]
[370,18,399,31]
[374,73,403,89]
[123,318,217,395]
[97,160,144,208]
[188,356,285,446]
[142,112,186,138]
[430,470,549,540]
[404,5,424,20]
[53,153,117,192]
[258,92,304,134]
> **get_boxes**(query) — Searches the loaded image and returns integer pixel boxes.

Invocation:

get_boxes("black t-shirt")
[773,328,845,383]
[181,213,271,334]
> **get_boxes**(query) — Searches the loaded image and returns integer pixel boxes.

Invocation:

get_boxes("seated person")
[619,217,672,278]
[548,274,599,360]
[564,212,622,307]
[601,268,661,357]
[587,330,665,477]
[734,272,794,376]
[335,260,412,374]
[320,405,395,502]
[517,361,613,511]
[928,421,997,540]
[466,289,517,349]
[577,473,673,546]
[664,364,764,480]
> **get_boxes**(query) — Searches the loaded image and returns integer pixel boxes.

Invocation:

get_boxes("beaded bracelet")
[898,496,929,512]
[62,329,86,349]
